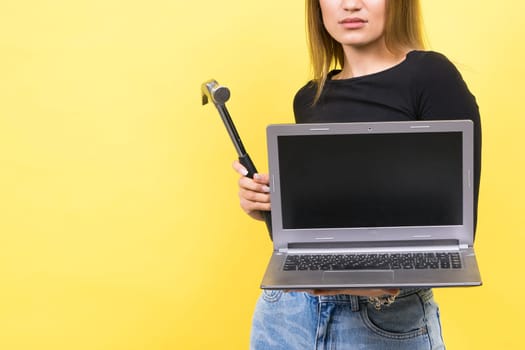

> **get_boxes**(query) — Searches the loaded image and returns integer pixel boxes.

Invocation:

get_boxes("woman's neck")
[334,42,412,80]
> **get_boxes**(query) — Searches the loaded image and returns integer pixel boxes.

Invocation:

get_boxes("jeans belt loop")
[350,295,360,312]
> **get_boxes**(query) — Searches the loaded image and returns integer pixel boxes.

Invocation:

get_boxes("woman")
[233,0,481,349]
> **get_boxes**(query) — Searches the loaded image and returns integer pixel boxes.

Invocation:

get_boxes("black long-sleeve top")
[293,50,481,234]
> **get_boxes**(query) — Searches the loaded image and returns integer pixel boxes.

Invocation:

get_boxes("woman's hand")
[233,160,271,221]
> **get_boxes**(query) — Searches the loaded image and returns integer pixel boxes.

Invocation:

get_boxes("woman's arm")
[416,52,482,234]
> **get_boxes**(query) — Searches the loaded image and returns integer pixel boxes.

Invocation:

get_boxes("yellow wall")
[1,1,523,349]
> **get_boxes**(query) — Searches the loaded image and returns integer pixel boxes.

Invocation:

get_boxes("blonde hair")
[306,0,426,103]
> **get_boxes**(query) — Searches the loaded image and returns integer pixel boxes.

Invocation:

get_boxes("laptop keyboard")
[283,252,462,271]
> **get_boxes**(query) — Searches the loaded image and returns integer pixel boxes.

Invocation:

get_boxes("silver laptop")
[261,120,482,289]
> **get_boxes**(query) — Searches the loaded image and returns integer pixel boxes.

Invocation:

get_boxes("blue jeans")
[251,288,445,350]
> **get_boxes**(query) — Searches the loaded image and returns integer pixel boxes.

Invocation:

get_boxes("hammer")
[201,79,272,237]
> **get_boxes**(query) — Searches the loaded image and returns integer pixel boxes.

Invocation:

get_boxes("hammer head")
[201,79,231,106]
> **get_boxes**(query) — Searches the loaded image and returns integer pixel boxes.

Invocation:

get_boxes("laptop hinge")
[279,243,464,254]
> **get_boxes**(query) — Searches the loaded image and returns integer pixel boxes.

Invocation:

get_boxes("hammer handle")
[239,153,258,178]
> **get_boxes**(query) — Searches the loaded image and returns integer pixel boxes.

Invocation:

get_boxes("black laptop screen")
[277,132,463,229]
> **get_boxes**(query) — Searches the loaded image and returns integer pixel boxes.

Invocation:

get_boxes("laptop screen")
[277,132,463,229]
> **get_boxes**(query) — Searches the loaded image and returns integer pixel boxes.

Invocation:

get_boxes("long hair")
[305,0,426,103]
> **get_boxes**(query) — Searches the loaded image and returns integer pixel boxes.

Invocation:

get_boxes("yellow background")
[1,1,523,349]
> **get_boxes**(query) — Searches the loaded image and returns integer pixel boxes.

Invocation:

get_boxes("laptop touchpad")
[322,270,395,283]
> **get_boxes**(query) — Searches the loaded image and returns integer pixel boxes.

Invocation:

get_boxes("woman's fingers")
[238,179,271,213]
[238,176,270,194]
[232,160,248,176]
[233,160,270,186]
[233,159,271,218]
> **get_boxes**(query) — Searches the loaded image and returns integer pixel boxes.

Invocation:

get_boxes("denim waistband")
[316,288,433,312]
